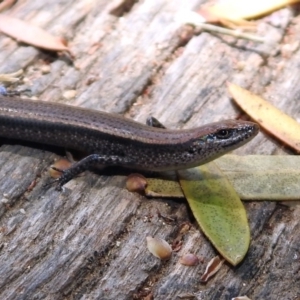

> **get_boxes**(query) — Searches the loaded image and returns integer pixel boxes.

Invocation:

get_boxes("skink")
[0,96,259,189]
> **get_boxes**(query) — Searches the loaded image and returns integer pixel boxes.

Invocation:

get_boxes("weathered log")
[0,1,299,299]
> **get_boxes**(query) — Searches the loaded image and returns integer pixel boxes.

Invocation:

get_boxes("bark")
[0,1,299,299]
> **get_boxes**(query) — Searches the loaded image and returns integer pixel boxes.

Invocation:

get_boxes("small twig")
[196,22,265,43]
[176,11,272,44]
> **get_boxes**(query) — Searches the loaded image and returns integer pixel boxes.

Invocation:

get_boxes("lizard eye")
[216,129,232,139]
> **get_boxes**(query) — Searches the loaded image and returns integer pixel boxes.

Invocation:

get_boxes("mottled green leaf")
[145,177,183,198]
[145,155,300,200]
[216,155,300,200]
[178,162,250,266]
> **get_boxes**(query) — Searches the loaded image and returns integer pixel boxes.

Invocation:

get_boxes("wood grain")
[0,0,299,299]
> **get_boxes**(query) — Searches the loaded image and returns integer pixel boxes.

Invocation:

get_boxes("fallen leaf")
[0,14,69,52]
[145,155,300,201]
[216,155,300,200]
[228,82,300,153]
[0,0,16,13]
[49,159,72,179]
[0,69,23,82]
[145,177,183,198]
[199,0,300,25]
[199,8,253,28]
[200,256,224,282]
[178,162,250,266]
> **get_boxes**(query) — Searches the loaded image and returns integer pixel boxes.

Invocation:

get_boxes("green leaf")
[145,155,300,200]
[145,177,183,198]
[178,162,250,266]
[216,155,300,200]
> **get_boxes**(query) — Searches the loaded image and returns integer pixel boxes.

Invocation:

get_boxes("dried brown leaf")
[0,0,16,13]
[200,256,224,282]
[228,82,300,153]
[49,159,72,179]
[0,14,69,52]
[0,69,23,82]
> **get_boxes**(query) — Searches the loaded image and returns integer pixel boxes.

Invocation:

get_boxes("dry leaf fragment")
[232,296,252,300]
[228,82,300,153]
[0,69,23,83]
[49,159,72,179]
[0,15,69,52]
[200,256,224,282]
[0,0,16,13]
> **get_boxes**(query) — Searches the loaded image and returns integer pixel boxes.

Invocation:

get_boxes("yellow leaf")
[202,0,300,22]
[228,82,300,153]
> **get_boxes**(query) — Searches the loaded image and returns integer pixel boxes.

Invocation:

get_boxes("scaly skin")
[0,96,259,189]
